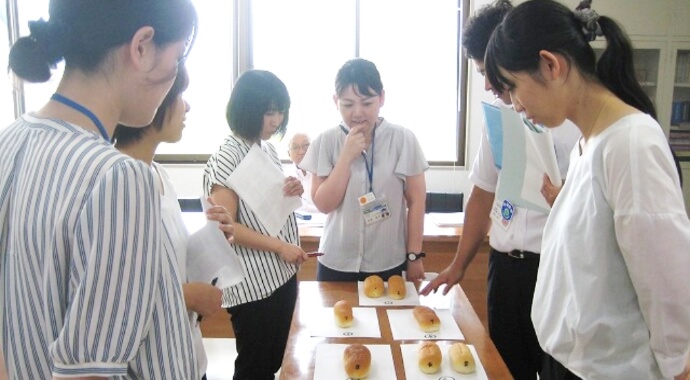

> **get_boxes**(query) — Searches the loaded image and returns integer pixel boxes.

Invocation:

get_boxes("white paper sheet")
[400,343,488,380]
[358,281,421,306]
[185,198,246,290]
[308,307,381,338]
[313,344,395,380]
[387,309,464,340]
[226,144,303,236]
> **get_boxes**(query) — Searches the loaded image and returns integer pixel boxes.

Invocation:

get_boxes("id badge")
[359,192,391,225]
[490,199,514,231]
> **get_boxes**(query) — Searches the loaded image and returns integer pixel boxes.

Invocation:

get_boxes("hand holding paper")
[186,197,246,289]
[481,102,561,213]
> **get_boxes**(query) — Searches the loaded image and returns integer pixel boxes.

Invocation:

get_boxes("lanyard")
[340,124,375,193]
[51,93,110,142]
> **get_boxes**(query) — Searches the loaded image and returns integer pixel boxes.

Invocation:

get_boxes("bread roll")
[333,300,354,328]
[387,275,406,300]
[449,342,476,374]
[343,343,371,379]
[413,306,441,332]
[417,341,442,374]
[363,275,384,298]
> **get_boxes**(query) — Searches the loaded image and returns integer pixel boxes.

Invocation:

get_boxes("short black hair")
[462,0,513,60]
[112,63,190,146]
[335,58,383,98]
[226,70,291,141]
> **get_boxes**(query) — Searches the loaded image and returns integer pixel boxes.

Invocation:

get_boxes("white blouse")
[533,113,690,379]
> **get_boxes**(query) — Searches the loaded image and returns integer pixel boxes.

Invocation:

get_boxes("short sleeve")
[203,137,244,196]
[299,128,340,177]
[393,128,428,177]
[469,123,499,193]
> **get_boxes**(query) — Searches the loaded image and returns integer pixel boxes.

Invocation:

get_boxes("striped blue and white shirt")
[0,115,197,379]
[203,135,299,307]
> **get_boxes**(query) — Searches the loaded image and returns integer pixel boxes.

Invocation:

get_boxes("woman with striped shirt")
[0,1,199,379]
[204,70,307,380]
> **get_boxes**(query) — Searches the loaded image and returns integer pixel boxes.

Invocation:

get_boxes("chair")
[425,192,463,213]
[178,198,203,212]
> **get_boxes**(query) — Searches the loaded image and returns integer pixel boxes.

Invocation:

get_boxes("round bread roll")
[449,342,476,374]
[363,275,385,298]
[387,275,406,300]
[343,343,371,379]
[417,341,442,374]
[412,305,441,332]
[333,300,354,328]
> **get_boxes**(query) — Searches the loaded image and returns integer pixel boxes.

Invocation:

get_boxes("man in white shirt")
[420,1,580,379]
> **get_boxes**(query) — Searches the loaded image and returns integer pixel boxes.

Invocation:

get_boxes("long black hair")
[484,0,655,119]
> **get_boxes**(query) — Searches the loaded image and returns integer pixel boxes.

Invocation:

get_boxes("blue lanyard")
[51,93,110,142]
[340,124,375,193]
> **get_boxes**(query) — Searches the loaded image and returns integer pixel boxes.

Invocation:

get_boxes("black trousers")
[487,249,543,380]
[541,354,582,380]
[227,275,298,380]
[316,261,406,282]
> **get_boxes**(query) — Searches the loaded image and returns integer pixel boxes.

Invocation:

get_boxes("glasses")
[289,143,311,152]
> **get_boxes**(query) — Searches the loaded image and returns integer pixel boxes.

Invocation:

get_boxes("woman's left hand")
[540,174,562,207]
[284,176,304,197]
[205,197,234,243]
[406,260,426,282]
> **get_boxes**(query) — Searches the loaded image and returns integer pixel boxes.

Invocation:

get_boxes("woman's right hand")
[341,125,366,163]
[184,282,223,318]
[277,242,308,265]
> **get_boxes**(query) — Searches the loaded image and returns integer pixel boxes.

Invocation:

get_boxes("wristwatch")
[407,252,426,262]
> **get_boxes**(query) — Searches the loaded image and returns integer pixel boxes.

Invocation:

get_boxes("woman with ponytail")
[0,1,200,379]
[485,0,690,379]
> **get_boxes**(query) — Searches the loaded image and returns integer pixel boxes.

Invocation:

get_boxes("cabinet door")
[669,43,690,160]
[592,41,664,124]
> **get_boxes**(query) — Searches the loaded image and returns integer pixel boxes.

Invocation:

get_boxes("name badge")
[490,199,514,231]
[359,192,390,225]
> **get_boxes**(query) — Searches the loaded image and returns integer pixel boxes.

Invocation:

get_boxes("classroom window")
[2,0,468,165]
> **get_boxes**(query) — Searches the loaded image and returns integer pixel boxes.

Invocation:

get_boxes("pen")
[307,252,324,257]
[196,277,219,323]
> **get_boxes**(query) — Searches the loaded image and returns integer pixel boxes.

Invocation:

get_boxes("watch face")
[408,253,416,261]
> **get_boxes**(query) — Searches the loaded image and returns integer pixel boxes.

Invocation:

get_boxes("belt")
[502,249,540,260]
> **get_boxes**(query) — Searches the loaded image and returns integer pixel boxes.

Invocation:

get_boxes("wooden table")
[279,281,511,380]
[295,213,492,330]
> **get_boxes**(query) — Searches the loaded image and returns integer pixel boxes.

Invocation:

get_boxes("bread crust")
[412,306,441,332]
[363,275,385,298]
[343,343,371,379]
[417,341,442,374]
[387,275,406,300]
[449,342,476,373]
[333,300,354,328]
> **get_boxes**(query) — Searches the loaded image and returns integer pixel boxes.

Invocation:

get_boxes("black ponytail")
[597,16,657,120]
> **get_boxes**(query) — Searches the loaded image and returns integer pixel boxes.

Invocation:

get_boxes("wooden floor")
[200,241,491,338]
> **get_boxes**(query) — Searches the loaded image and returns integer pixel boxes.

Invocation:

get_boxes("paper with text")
[227,144,303,236]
